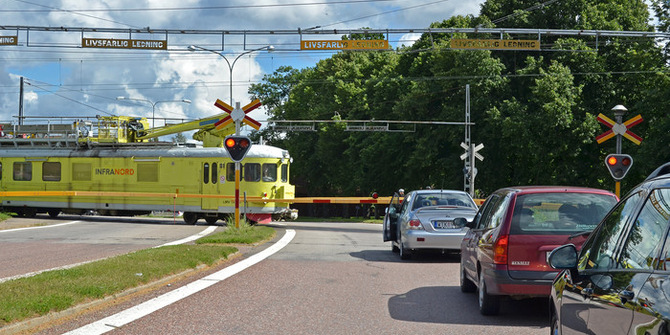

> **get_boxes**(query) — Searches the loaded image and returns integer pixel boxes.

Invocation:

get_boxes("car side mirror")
[454,217,470,229]
[548,244,578,269]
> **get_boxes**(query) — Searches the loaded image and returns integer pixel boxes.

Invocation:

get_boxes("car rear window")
[411,192,477,210]
[509,192,617,235]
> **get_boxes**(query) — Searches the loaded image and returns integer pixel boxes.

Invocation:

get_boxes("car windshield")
[411,192,477,210]
[509,192,617,235]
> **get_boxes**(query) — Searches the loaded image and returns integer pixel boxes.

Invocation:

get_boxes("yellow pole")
[615,181,621,199]
[235,163,240,229]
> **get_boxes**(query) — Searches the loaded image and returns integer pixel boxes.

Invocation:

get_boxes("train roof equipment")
[0,112,243,149]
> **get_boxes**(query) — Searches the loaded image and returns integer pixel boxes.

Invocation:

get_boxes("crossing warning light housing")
[224,135,252,162]
[605,154,633,181]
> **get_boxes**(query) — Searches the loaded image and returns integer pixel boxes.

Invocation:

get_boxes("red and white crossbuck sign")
[596,113,643,145]
[213,98,262,130]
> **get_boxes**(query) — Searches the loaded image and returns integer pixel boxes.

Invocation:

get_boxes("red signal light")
[607,156,618,166]
[225,138,236,148]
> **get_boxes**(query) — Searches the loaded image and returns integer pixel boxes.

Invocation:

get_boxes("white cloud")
[0,0,484,135]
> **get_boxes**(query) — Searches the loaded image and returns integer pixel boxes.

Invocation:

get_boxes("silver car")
[383,189,478,260]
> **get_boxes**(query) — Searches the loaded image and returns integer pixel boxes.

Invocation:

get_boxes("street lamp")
[187,44,274,105]
[116,97,191,128]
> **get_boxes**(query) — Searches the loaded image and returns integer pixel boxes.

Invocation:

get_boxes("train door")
[201,161,222,211]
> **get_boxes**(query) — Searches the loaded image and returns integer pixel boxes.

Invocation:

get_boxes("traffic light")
[605,154,633,181]
[224,135,252,162]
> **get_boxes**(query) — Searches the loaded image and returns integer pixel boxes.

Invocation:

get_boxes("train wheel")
[48,209,60,218]
[23,208,37,218]
[205,217,218,225]
[183,212,198,225]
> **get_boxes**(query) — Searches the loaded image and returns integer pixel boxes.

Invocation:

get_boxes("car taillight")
[408,219,423,230]
[494,235,508,264]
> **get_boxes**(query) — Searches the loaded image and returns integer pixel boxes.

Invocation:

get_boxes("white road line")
[64,229,296,335]
[156,226,218,247]
[0,220,81,233]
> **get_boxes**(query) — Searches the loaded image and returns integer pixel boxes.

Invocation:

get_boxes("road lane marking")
[65,229,296,335]
[0,220,81,233]
[156,226,218,247]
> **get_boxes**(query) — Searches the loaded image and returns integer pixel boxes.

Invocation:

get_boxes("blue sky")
[0,0,485,132]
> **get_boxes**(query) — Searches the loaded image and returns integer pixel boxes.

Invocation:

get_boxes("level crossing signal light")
[605,154,633,181]
[224,135,252,162]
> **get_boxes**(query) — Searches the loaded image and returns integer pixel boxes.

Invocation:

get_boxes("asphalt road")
[20,220,551,335]
[0,214,221,282]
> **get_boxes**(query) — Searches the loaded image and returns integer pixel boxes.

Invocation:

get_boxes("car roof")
[645,162,670,182]
[409,189,469,195]
[497,186,616,196]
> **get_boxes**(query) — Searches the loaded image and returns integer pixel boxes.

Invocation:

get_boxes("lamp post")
[187,44,274,106]
[116,97,191,128]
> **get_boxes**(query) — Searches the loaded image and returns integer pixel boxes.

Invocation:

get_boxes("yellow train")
[0,116,296,225]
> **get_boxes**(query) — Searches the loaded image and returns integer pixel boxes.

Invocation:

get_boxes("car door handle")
[581,287,594,297]
[619,290,635,303]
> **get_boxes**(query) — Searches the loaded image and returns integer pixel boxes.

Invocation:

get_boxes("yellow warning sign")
[450,39,539,51]
[301,39,389,50]
[82,38,167,50]
[0,36,18,46]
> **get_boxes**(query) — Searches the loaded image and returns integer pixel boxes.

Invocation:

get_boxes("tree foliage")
[249,0,670,197]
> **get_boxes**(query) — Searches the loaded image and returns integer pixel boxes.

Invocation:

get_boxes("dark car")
[549,163,670,334]
[459,186,618,315]
[383,189,478,260]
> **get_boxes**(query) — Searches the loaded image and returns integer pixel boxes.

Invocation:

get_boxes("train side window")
[137,162,159,182]
[262,163,277,182]
[43,162,61,181]
[13,162,32,181]
[281,164,288,183]
[0,162,2,180]
[244,163,261,182]
[72,163,91,181]
[212,162,218,184]
[203,163,210,184]
[226,163,234,182]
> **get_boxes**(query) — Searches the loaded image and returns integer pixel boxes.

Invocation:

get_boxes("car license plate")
[433,220,454,229]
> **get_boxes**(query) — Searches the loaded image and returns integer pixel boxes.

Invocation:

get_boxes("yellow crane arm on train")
[134,113,237,147]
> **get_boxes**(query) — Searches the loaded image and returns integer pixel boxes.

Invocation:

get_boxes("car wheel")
[399,242,412,260]
[205,217,218,225]
[460,262,476,293]
[478,272,500,315]
[550,306,560,335]
[391,243,399,253]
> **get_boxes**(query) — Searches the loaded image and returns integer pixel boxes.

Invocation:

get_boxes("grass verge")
[0,225,275,326]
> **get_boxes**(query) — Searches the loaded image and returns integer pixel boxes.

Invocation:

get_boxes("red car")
[458,186,618,315]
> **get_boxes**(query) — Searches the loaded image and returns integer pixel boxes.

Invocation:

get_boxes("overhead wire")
[3,0,405,13]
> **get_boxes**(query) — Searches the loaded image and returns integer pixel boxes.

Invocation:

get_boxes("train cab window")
[212,162,218,184]
[244,163,261,182]
[72,163,91,181]
[281,164,288,183]
[13,162,32,181]
[227,163,235,183]
[262,164,277,182]
[137,162,159,182]
[43,162,61,181]
[203,163,210,184]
